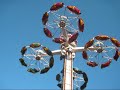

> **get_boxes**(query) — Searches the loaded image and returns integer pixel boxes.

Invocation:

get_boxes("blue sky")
[0,0,120,89]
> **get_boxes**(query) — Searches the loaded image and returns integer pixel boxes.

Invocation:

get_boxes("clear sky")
[0,0,120,89]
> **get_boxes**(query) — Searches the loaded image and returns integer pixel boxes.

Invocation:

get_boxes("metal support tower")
[63,51,73,90]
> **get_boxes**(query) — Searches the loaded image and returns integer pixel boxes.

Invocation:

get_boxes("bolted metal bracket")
[60,43,76,60]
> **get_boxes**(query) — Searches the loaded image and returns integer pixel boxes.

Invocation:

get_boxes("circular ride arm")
[56,67,88,90]
[82,35,120,68]
[42,2,84,46]
[19,43,54,74]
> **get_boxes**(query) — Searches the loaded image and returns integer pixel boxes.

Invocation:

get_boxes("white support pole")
[63,52,73,90]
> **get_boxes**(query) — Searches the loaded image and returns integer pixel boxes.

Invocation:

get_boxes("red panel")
[44,28,52,38]
[87,61,98,67]
[82,51,88,60]
[110,37,120,47]
[78,18,84,32]
[50,2,64,11]
[114,49,119,61]
[68,32,79,43]
[95,35,110,41]
[53,38,66,44]
[42,12,49,25]
[101,60,112,69]
[67,6,81,15]
[85,39,94,49]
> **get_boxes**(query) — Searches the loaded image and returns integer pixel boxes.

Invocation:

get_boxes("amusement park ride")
[19,2,120,90]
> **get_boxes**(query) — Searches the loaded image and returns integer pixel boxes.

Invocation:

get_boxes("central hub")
[94,42,104,53]
[59,20,66,28]
[59,15,67,28]
[97,48,103,53]
[36,55,41,60]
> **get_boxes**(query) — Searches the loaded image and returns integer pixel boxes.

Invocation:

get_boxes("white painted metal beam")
[63,52,73,90]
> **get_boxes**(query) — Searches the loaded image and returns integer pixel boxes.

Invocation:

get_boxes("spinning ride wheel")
[42,2,84,44]
[19,43,54,74]
[73,68,88,90]
[56,68,88,90]
[82,35,120,68]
